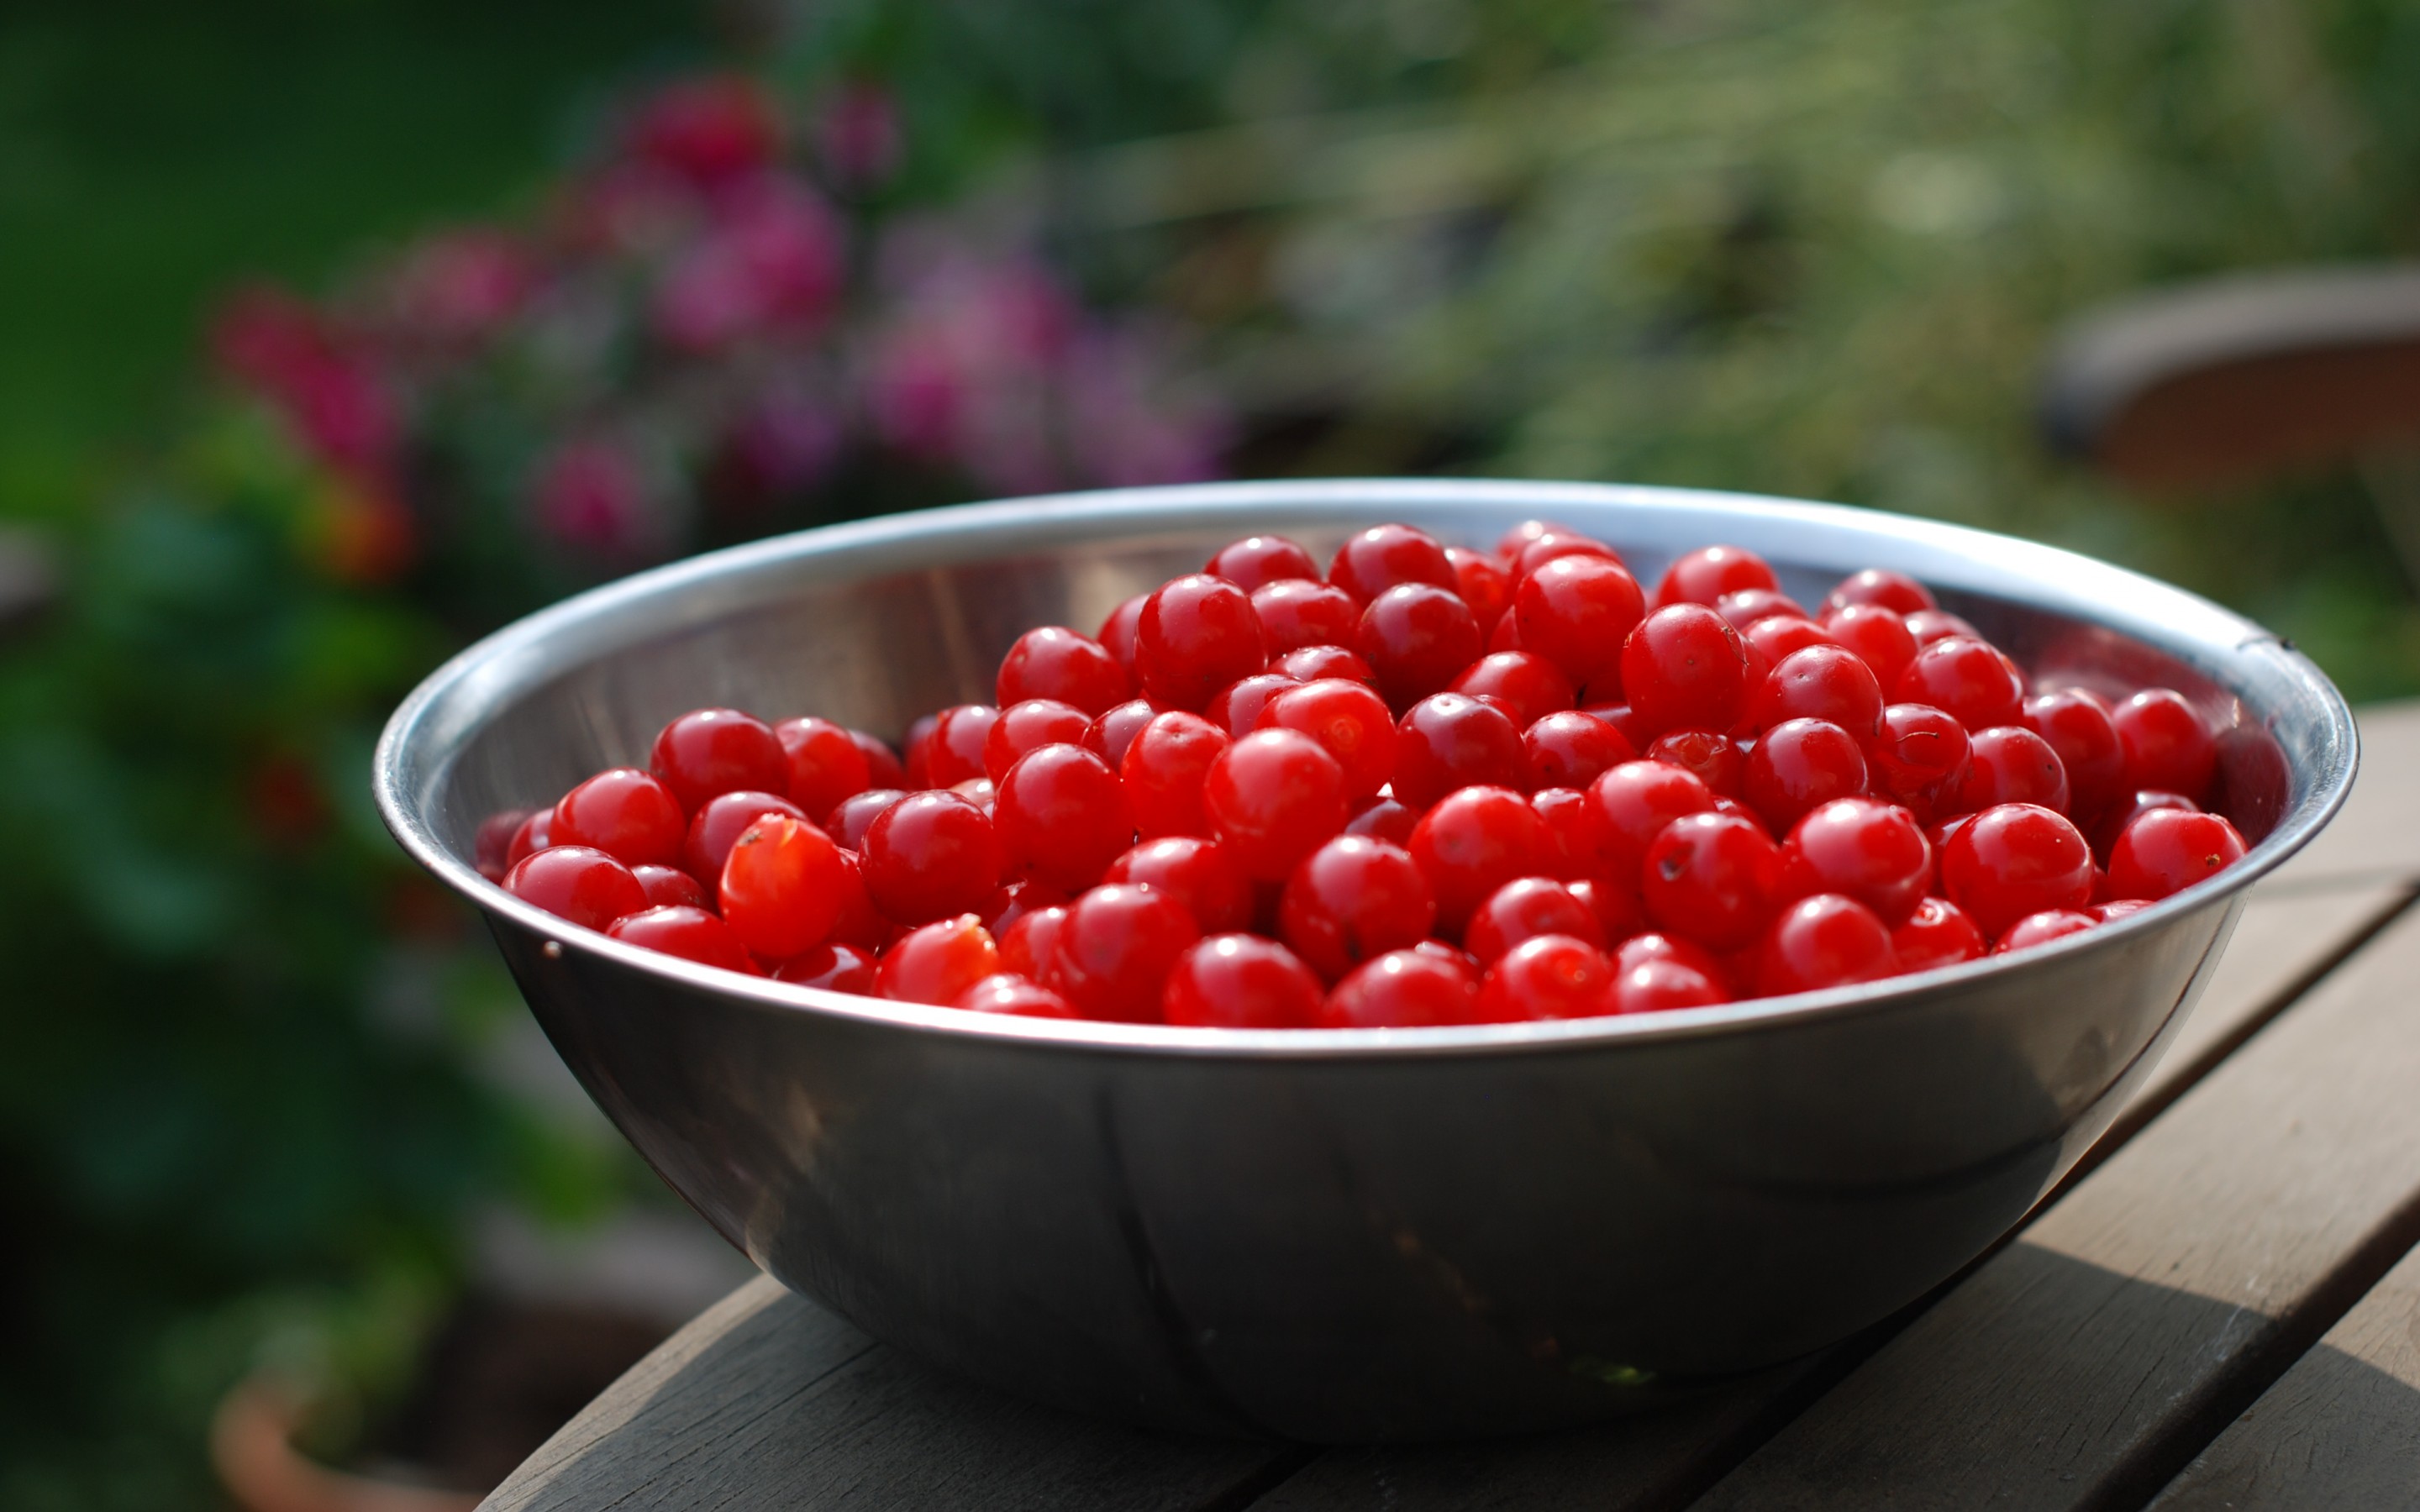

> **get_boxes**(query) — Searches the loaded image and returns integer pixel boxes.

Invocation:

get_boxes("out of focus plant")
[0,67,1221,1509]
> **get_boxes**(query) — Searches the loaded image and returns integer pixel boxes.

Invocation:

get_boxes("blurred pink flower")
[625,76,785,188]
[555,161,704,258]
[210,286,399,471]
[529,438,664,559]
[650,179,844,354]
[1065,328,1227,486]
[817,81,904,190]
[719,383,843,502]
[385,230,534,346]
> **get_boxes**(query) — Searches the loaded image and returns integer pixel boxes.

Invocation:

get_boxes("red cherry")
[996,626,1130,716]
[1752,645,1884,741]
[997,905,1069,979]
[982,700,1097,783]
[1104,837,1254,933]
[950,777,996,816]
[1097,591,1150,675]
[1513,531,1623,580]
[1714,587,1809,629]
[773,717,874,818]
[1048,884,1202,1021]
[2091,900,2151,924]
[1122,711,1230,839]
[632,864,711,911]
[1583,759,1716,881]
[1612,958,1729,1013]
[772,941,878,994]
[1259,678,1397,801]
[994,743,1132,893]
[1744,718,1868,832]
[1450,650,1576,727]
[955,973,1079,1019]
[1526,711,1638,790]
[1137,575,1265,711]
[1613,930,1729,980]
[848,730,906,790]
[1870,703,1971,812]
[1407,785,1551,932]
[1905,609,1981,646]
[1278,836,1436,981]
[1643,728,1744,797]
[1205,673,1302,739]
[983,878,1066,939]
[902,714,941,785]
[1514,555,1647,689]
[718,815,846,956]
[2024,690,2125,818]
[1896,637,2025,731]
[506,846,648,931]
[1528,787,1597,879]
[1640,811,1782,950]
[1620,604,1750,736]
[1822,605,1918,693]
[1780,797,1930,925]
[1939,802,2095,937]
[878,915,1002,1005]
[1891,896,1986,972]
[1344,795,1418,847]
[2113,689,2217,801]
[1203,728,1349,882]
[1447,546,1512,633]
[1084,699,1158,769]
[825,850,887,948]
[650,707,788,811]
[1393,692,1530,810]
[1995,910,2098,954]
[1206,534,1321,591]
[1358,583,1483,709]
[2107,808,2247,900]
[475,809,530,882]
[1165,934,1325,1028]
[1328,522,1458,603]
[1567,875,1645,939]
[1476,934,1613,1021]
[1494,517,1579,561]
[1952,726,2070,816]
[1742,616,1838,669]
[1465,877,1605,965]
[2091,789,2202,858]
[825,788,905,850]
[553,768,686,866]
[504,807,553,869]
[1655,544,1779,608]
[1318,948,1481,1028]
[1252,580,1364,654]
[1486,612,1523,653]
[1272,643,1376,684]
[921,704,999,787]
[1756,894,1896,995]
[682,789,805,884]
[608,905,760,974]
[1824,568,1936,617]
[860,790,1002,924]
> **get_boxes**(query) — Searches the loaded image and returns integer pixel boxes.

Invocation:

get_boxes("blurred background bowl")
[375,479,2354,1441]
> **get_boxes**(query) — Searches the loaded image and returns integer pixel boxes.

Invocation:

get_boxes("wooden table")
[483,701,2420,1512]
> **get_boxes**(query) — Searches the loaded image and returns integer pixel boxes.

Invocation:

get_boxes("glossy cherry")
[1515,555,1647,689]
[1583,759,1717,880]
[955,973,1079,1018]
[1204,672,1302,739]
[981,700,1094,783]
[1896,637,2025,731]
[847,730,905,790]
[1163,935,1325,1028]
[1465,877,1605,965]
[2106,808,2247,900]
[608,905,758,974]
[1513,530,1623,579]
[771,941,878,994]
[1202,727,1349,882]
[1272,643,1375,684]
[1136,574,1265,711]
[773,716,874,818]
[1328,522,1458,603]
[682,789,804,885]
[994,743,1132,893]
[1097,591,1150,674]
[1995,910,2097,953]
[2112,689,2216,801]
[1104,836,1255,933]
[2023,690,2125,818]
[997,904,1069,979]
[1939,802,2095,937]
[1780,796,1930,925]
[1318,949,1480,1028]
[1049,884,1202,1021]
[1611,958,1730,1013]
[1251,580,1363,654]
[920,704,999,788]
[1407,785,1552,931]
[825,788,904,850]
[1870,703,1971,812]
[1121,711,1230,839]
[1358,583,1483,709]
[632,864,711,911]
[1643,728,1743,797]
[1715,587,1808,629]
[718,814,846,957]
[1756,893,1896,995]
[504,807,552,869]
[996,626,1130,716]
[1449,650,1576,727]
[1742,615,1838,670]
[1447,546,1512,633]
[860,790,1002,924]
[1620,604,1751,736]
[1891,896,1986,972]
[1640,811,1782,951]
[1278,836,1436,981]
[1824,568,1936,617]
[1392,692,1530,809]
[1744,717,1868,832]
[1752,645,1884,741]
[506,845,647,931]
[1820,605,1918,691]
[552,767,686,867]
[650,707,788,811]
[474,809,529,882]
[1528,786,1596,880]
[1344,795,1418,847]
[1655,544,1779,608]
[1952,726,2070,816]
[1257,678,1396,801]
[877,914,1002,1005]
[1205,533,1320,591]
[1083,699,1158,769]
[1525,710,1637,791]
[1476,935,1614,1021]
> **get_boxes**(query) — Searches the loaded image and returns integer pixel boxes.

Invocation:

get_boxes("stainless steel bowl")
[374,480,2354,1441]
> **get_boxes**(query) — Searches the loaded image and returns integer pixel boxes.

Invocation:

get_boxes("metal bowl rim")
[373,477,2359,1061]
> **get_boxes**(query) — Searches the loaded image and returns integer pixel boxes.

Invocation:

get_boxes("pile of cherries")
[481,520,2250,1028]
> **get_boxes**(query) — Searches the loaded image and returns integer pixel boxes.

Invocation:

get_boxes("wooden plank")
[1686,904,2420,1512]
[1235,879,2407,1512]
[2273,697,2420,886]
[2148,1242,2420,1509]
[480,1276,1296,1512]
